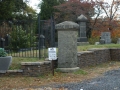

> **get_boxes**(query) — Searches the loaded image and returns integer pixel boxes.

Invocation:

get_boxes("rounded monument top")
[55,21,79,30]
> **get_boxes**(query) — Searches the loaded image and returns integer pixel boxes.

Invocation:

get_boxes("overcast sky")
[27,0,113,14]
[28,0,42,13]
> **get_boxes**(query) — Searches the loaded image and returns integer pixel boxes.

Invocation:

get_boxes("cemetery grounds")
[0,44,120,89]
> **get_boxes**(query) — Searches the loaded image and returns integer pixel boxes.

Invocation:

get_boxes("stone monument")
[100,32,111,44]
[55,21,80,72]
[117,38,120,44]
[77,14,89,45]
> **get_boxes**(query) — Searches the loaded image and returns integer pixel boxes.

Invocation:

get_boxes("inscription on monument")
[80,22,86,37]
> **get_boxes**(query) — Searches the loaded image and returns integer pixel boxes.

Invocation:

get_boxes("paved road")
[39,68,120,90]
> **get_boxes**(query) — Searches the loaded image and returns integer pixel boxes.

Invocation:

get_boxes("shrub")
[9,25,36,51]
[0,48,7,57]
[88,37,99,45]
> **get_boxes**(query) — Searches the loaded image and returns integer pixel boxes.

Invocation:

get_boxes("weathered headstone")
[55,21,80,72]
[77,14,89,45]
[117,38,120,44]
[100,32,111,44]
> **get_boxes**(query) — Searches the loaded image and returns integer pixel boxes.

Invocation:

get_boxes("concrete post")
[55,21,80,72]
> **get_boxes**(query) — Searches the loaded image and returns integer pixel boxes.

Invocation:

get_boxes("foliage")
[13,0,26,12]
[39,0,61,20]
[13,3,37,20]
[88,37,99,45]
[0,21,12,38]
[92,0,120,31]
[95,0,120,21]
[111,29,120,43]
[90,30,101,38]
[88,30,100,44]
[0,48,7,57]
[9,25,36,51]
[0,0,37,20]
[54,0,95,23]
[0,0,14,20]
[90,26,120,44]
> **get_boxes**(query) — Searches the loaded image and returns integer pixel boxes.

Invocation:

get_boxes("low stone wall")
[78,48,111,68]
[78,51,94,67]
[89,48,111,64]
[21,61,52,77]
[1,48,120,76]
[110,48,120,61]
[0,70,23,76]
[0,61,52,77]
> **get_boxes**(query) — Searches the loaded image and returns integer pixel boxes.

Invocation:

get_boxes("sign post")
[48,47,57,76]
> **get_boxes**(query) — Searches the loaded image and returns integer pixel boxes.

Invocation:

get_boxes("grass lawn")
[9,57,43,70]
[0,43,120,89]
[77,43,120,51]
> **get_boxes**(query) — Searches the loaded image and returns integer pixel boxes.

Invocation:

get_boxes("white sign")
[48,47,57,60]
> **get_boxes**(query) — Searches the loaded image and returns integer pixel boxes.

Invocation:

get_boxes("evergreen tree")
[39,0,60,20]
[0,0,14,20]
[0,0,36,20]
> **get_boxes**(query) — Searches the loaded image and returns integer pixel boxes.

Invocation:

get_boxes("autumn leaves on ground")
[0,61,120,90]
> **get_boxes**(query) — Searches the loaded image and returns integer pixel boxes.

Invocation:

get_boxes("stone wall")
[0,61,53,77]
[78,48,111,68]
[89,48,111,64]
[78,51,95,67]
[1,48,120,76]
[110,48,120,61]
[21,61,51,76]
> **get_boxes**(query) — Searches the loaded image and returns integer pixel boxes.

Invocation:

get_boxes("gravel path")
[38,68,120,90]
[18,68,120,90]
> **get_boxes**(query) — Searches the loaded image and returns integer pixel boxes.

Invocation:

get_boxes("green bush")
[9,26,36,51]
[111,38,117,44]
[0,48,7,57]
[88,37,99,45]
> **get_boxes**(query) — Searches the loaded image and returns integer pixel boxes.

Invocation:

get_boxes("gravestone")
[55,21,80,72]
[100,32,111,44]
[77,14,89,45]
[117,38,120,44]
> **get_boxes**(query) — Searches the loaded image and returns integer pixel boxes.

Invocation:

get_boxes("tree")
[54,0,95,23]
[39,0,61,20]
[0,0,14,20]
[92,0,120,30]
[0,0,36,20]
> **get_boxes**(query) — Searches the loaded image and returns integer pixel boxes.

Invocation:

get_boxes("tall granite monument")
[55,21,80,72]
[77,14,89,45]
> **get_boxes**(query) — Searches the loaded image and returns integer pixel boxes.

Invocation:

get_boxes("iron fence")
[0,15,56,59]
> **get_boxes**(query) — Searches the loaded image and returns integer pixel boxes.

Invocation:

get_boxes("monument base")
[77,42,89,46]
[56,67,80,73]
[77,37,88,42]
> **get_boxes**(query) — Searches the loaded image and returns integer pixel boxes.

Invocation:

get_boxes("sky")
[28,0,42,13]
